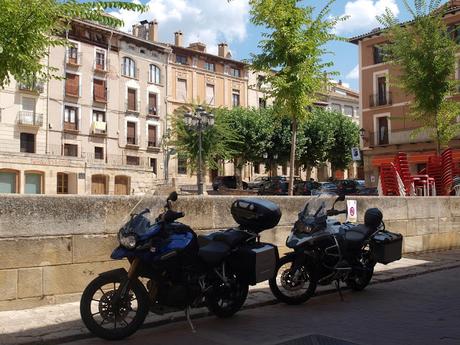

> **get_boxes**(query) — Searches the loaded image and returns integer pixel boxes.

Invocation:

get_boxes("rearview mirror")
[167,191,178,202]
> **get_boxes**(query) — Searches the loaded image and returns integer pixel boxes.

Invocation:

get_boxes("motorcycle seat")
[212,230,250,248]
[342,225,374,250]
[198,241,231,265]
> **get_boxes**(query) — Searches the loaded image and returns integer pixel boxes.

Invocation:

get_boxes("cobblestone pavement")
[0,249,459,345]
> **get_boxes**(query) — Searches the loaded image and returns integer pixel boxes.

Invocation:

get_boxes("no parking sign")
[347,200,357,223]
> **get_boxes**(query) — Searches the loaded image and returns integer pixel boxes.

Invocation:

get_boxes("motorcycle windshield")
[303,195,336,218]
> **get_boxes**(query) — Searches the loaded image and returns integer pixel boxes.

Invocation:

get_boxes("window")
[176,78,187,101]
[64,144,78,157]
[177,155,187,174]
[127,88,137,111]
[148,93,158,115]
[373,45,384,64]
[93,110,105,122]
[20,133,35,153]
[0,170,19,193]
[94,147,104,160]
[57,173,69,194]
[148,125,157,147]
[205,62,215,72]
[230,68,241,78]
[126,156,140,165]
[150,158,157,175]
[257,75,266,89]
[331,103,341,113]
[149,64,161,84]
[64,105,78,131]
[20,97,37,125]
[67,45,79,64]
[377,117,389,145]
[176,55,187,65]
[95,49,106,70]
[232,90,240,107]
[377,76,387,106]
[254,164,260,174]
[259,98,266,109]
[127,122,137,145]
[344,105,353,117]
[93,79,107,102]
[206,84,215,105]
[122,57,136,78]
[448,25,460,44]
[25,173,43,194]
[65,73,79,97]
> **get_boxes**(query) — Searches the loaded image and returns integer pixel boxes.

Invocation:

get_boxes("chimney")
[148,20,158,42]
[132,24,140,38]
[188,42,206,52]
[174,31,183,47]
[218,43,229,58]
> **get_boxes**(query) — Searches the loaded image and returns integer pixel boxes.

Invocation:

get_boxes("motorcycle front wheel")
[269,255,317,305]
[206,273,249,318]
[80,273,149,340]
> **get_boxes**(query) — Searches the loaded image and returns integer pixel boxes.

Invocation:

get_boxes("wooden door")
[92,175,107,195]
[115,176,129,195]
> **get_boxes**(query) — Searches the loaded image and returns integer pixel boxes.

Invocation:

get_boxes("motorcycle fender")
[98,268,128,278]
[111,246,131,260]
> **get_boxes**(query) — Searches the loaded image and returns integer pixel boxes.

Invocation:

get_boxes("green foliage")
[0,0,146,87]
[169,105,240,173]
[377,0,460,151]
[248,0,345,193]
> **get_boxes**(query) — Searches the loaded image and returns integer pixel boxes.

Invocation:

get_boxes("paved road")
[65,267,460,345]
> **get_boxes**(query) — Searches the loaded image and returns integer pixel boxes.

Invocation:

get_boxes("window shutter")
[93,79,106,102]
[176,79,187,101]
[127,122,136,144]
[148,125,157,146]
[127,88,136,111]
[65,74,79,96]
[149,93,157,114]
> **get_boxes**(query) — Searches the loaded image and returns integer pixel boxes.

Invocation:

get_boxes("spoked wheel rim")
[276,261,313,298]
[88,282,139,331]
[214,276,246,310]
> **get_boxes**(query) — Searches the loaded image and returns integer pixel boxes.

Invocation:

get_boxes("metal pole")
[197,119,204,195]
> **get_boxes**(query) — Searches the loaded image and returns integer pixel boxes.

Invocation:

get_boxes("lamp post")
[183,106,215,195]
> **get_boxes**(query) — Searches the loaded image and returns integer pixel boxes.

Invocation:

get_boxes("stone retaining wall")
[0,195,459,311]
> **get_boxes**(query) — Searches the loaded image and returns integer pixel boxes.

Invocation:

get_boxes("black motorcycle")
[269,195,403,305]
[80,192,280,340]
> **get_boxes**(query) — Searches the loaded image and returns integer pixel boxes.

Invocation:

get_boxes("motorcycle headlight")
[294,220,313,234]
[118,230,137,249]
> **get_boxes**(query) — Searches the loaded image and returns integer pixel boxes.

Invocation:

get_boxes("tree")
[249,0,344,194]
[0,0,146,87]
[378,0,460,153]
[326,111,360,173]
[219,107,274,188]
[169,105,239,175]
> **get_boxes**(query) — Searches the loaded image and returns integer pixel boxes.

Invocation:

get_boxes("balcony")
[18,82,44,94]
[125,101,141,115]
[94,60,108,73]
[126,136,139,149]
[369,92,392,107]
[147,106,159,118]
[147,140,160,152]
[17,111,43,127]
[63,121,79,133]
[91,121,107,135]
[367,132,389,147]
[66,53,82,67]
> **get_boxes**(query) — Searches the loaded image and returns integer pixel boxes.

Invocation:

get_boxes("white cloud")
[335,0,399,35]
[110,0,250,56]
[346,64,359,80]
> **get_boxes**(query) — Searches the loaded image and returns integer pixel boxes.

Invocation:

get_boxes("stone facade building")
[350,0,460,187]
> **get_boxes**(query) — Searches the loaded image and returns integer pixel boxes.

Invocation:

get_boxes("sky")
[108,0,448,91]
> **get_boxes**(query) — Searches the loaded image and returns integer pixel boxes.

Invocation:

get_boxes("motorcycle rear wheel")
[80,273,149,340]
[269,255,317,305]
[346,266,374,291]
[206,273,249,318]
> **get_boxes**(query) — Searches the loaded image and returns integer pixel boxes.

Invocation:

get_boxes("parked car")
[212,176,248,191]
[247,176,270,190]
[258,176,302,195]
[294,180,322,195]
[311,182,338,196]
[335,179,360,195]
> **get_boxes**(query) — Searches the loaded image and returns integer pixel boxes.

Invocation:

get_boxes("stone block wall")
[0,195,459,311]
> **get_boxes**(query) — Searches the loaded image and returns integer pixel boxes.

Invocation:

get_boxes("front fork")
[116,257,141,301]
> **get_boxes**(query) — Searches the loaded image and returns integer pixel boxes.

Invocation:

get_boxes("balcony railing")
[64,121,79,132]
[369,92,392,107]
[148,140,160,149]
[17,111,43,127]
[94,59,108,72]
[91,121,107,135]
[126,136,138,146]
[367,132,389,147]
[126,100,141,114]
[18,82,44,93]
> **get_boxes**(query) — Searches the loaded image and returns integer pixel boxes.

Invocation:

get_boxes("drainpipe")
[45,46,50,154]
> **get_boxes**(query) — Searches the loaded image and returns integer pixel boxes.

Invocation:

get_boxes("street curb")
[13,262,460,345]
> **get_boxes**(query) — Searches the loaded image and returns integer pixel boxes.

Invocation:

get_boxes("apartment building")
[326,81,360,125]
[350,0,460,187]
[0,19,170,195]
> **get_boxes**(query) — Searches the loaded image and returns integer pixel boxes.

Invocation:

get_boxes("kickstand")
[185,306,196,333]
[336,280,344,302]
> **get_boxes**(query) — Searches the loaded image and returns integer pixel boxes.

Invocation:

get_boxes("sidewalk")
[1,249,459,345]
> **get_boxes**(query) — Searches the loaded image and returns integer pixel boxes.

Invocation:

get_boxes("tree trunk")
[306,166,312,180]
[234,158,243,190]
[288,118,297,196]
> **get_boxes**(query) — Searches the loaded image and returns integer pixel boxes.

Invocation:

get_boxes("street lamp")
[183,106,215,195]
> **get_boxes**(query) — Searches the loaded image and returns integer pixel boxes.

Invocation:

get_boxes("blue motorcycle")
[80,192,280,340]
